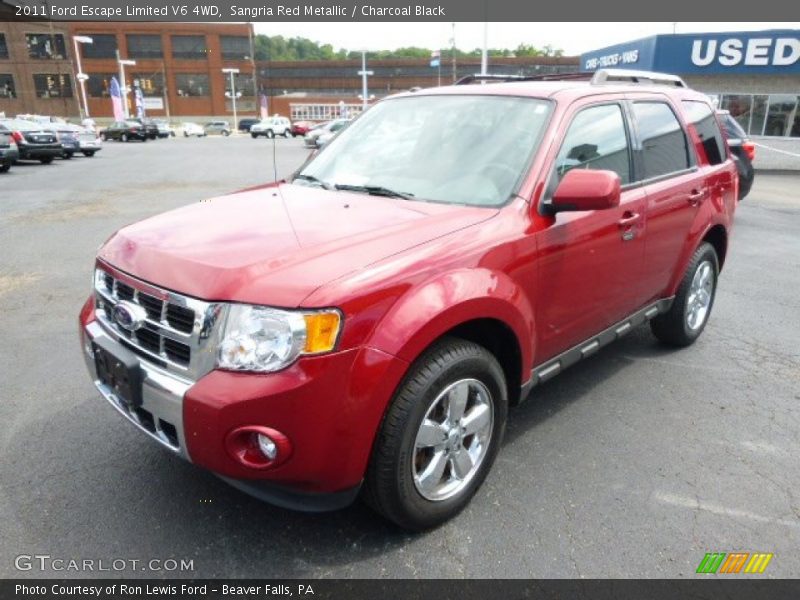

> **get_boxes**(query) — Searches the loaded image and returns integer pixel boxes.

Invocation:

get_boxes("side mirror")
[547,169,621,214]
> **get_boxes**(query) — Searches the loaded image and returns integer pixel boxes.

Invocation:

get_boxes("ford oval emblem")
[113,301,147,332]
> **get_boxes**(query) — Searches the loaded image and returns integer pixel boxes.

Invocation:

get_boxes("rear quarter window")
[682,100,728,166]
[632,102,691,179]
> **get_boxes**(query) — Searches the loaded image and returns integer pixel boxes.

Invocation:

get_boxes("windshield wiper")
[334,183,414,200]
[293,173,333,190]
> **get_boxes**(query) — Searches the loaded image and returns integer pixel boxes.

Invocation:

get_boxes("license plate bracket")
[92,337,143,407]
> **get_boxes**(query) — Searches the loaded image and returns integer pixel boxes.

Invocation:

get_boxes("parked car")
[79,70,738,531]
[250,116,292,139]
[129,118,159,140]
[99,121,149,142]
[0,129,18,172]
[238,118,260,132]
[290,120,313,137]
[204,121,231,136]
[181,122,205,137]
[152,119,176,138]
[716,110,755,200]
[43,122,82,159]
[0,118,62,163]
[303,119,349,148]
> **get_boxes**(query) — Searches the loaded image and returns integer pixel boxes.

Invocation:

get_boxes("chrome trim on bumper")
[83,320,192,461]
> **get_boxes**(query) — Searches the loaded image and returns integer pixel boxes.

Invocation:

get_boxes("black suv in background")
[238,118,259,132]
[717,110,755,200]
[0,119,62,164]
[100,121,150,142]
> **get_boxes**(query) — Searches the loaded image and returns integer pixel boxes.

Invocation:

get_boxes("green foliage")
[253,35,563,61]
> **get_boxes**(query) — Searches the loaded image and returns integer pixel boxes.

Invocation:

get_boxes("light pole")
[357,51,373,111]
[222,68,240,130]
[72,35,93,119]
[116,53,136,119]
[480,23,488,77]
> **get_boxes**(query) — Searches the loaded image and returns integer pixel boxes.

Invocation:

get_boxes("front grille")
[95,270,199,371]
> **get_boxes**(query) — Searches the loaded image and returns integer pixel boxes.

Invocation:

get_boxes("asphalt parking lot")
[1,136,798,578]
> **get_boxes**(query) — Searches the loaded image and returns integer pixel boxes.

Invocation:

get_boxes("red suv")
[79,69,737,530]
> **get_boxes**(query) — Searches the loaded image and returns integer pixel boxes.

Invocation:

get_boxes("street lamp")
[222,68,240,131]
[357,51,373,111]
[72,35,93,120]
[117,55,136,118]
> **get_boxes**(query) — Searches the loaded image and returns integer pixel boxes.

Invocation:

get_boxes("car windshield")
[296,94,552,207]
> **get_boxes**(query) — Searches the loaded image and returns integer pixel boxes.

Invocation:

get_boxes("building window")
[127,34,163,59]
[80,34,118,59]
[220,36,250,60]
[290,103,364,122]
[230,73,254,97]
[171,35,207,60]
[716,93,800,138]
[0,34,9,60]
[175,73,209,97]
[0,74,15,98]
[133,73,164,97]
[86,73,116,97]
[26,33,67,60]
[33,73,73,98]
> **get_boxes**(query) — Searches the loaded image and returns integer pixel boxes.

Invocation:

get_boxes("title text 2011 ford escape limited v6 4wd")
[79,69,737,530]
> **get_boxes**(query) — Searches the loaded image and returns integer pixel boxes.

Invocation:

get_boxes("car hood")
[99,183,497,307]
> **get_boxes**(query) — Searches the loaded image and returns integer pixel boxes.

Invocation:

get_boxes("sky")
[253,22,800,55]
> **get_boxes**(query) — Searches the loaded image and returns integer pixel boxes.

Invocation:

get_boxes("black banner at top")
[0,0,795,22]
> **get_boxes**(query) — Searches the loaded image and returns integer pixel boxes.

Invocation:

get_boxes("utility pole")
[358,51,373,111]
[450,23,457,83]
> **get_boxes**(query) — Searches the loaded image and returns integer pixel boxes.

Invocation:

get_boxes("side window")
[555,104,631,185]
[681,100,727,166]
[632,102,691,179]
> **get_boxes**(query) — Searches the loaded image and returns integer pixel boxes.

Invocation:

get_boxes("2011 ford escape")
[79,69,737,530]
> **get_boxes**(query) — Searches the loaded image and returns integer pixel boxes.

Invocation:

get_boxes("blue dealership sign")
[581,29,800,75]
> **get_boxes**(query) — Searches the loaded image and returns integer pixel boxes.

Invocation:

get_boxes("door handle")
[618,212,640,228]
[688,188,708,206]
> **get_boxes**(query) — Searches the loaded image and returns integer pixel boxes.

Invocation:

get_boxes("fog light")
[257,434,277,460]
[224,425,292,470]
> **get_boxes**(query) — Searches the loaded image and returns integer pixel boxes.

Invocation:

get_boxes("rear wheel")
[0,163,10,173]
[82,151,95,157]
[364,337,507,531]
[223,130,230,137]
[251,132,259,139]
[62,151,72,159]
[100,133,107,142]
[183,131,189,138]
[651,242,719,346]
[39,156,54,164]
[121,133,129,142]
[283,129,292,138]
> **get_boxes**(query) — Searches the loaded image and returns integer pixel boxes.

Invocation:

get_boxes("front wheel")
[251,132,259,139]
[651,242,719,346]
[83,151,95,157]
[39,156,54,164]
[283,129,292,138]
[364,337,507,531]
[62,151,72,160]
[100,133,107,142]
[121,133,129,142]
[265,130,275,139]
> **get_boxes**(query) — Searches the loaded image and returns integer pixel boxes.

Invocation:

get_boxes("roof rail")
[590,69,687,88]
[455,72,592,85]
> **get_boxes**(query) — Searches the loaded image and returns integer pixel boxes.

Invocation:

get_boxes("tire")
[100,133,107,142]
[121,133,129,142]
[0,163,10,173]
[184,131,189,138]
[39,156,54,164]
[251,132,259,139]
[650,242,719,347]
[223,130,230,137]
[266,130,275,139]
[364,336,508,531]
[284,129,292,138]
[62,151,72,159]
[142,136,148,142]
[83,151,95,157]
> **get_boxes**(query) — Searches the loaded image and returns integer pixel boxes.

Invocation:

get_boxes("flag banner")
[109,76,124,121]
[259,94,268,119]
[135,86,145,119]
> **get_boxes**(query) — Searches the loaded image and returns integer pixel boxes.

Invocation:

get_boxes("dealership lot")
[0,136,798,578]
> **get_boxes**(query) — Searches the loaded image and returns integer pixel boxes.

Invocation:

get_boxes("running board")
[521,298,674,398]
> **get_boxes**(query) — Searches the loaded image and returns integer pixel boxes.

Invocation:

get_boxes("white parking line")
[653,491,800,530]
[753,142,800,158]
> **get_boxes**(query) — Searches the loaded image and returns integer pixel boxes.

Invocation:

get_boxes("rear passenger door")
[536,99,649,360]
[628,97,707,300]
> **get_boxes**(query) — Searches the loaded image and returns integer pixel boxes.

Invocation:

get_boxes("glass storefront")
[710,93,800,138]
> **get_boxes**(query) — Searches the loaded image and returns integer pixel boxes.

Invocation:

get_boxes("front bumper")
[79,295,408,508]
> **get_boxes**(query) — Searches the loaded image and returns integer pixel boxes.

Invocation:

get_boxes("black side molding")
[522,297,674,398]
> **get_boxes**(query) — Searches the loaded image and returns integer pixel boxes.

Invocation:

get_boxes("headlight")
[217,305,342,373]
